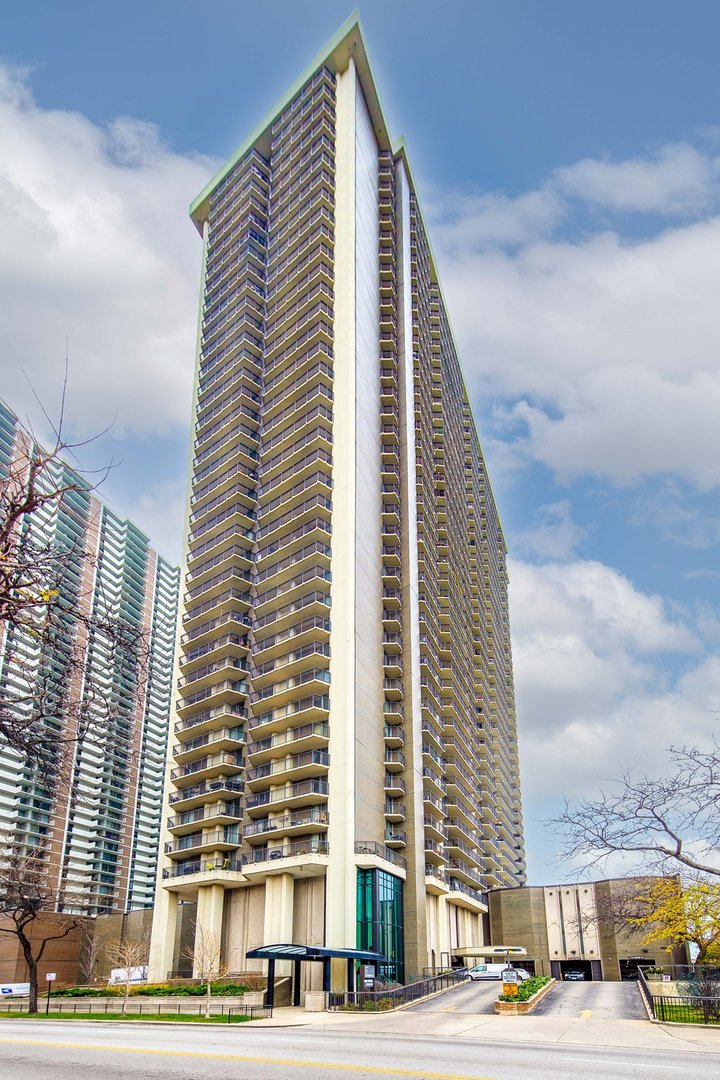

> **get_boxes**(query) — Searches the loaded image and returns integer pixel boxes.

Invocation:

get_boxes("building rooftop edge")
[189,10,392,229]
[188,15,509,551]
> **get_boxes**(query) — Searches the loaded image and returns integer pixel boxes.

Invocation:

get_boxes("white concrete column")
[437,894,452,964]
[263,873,295,977]
[326,56,358,958]
[193,883,225,978]
[148,886,178,981]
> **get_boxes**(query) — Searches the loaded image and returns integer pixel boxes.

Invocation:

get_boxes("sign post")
[45,973,56,1015]
[501,967,520,998]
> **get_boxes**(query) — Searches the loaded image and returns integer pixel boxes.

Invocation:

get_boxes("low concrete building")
[487,877,688,981]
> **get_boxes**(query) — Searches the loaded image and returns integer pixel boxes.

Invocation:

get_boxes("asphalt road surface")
[2,1021,719,1080]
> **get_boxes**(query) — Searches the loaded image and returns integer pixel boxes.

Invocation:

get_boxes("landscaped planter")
[494,978,556,1015]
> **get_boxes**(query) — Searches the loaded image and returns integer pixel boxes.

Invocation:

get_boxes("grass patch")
[0,1011,256,1023]
[654,1002,720,1025]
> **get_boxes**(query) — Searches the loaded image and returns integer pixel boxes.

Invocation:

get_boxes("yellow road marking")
[579,1009,592,1021]
[0,1037,497,1079]
[441,1006,457,1012]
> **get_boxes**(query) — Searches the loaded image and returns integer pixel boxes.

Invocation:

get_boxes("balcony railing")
[354,840,407,871]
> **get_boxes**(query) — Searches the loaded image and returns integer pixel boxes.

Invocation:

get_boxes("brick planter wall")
[494,979,556,1015]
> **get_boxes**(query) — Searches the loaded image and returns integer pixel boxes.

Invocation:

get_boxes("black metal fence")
[0,999,271,1020]
[328,967,468,1010]
[652,994,720,1025]
[638,965,720,1025]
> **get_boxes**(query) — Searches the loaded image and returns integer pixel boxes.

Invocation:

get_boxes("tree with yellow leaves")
[629,876,720,965]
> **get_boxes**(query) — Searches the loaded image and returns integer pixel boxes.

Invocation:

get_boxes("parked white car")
[468,964,532,981]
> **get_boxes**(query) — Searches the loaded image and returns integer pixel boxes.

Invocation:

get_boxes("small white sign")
[109,966,148,985]
[0,984,30,996]
[45,973,57,982]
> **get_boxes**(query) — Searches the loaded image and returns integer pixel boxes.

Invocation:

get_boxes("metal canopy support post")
[293,959,301,1007]
[267,958,276,1009]
[347,958,355,993]
[322,958,331,992]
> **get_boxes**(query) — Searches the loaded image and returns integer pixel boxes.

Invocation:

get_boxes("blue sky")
[2,1,719,884]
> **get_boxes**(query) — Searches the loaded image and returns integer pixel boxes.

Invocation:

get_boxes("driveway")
[408,977,499,1013]
[531,979,647,1019]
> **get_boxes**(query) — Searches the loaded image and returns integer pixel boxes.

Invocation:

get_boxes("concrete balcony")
[245,778,329,818]
[383,724,404,749]
[243,806,329,840]
[250,667,330,712]
[179,632,250,677]
[172,727,245,766]
[170,752,243,788]
[168,778,244,811]
[245,749,329,790]
[174,705,245,740]
[251,642,331,691]
[425,865,449,895]
[384,800,405,822]
[247,692,330,739]
[166,807,243,837]
[164,830,241,859]
[246,721,329,766]
[176,679,247,719]
[384,749,405,773]
[177,657,247,696]
[384,828,406,849]
[383,773,405,797]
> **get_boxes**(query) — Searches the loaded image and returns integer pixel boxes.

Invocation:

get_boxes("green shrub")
[53,981,251,999]
[498,975,551,1003]
[362,1000,379,1011]
[377,997,394,1011]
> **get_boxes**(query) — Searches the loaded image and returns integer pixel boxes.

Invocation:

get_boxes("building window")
[356,868,404,984]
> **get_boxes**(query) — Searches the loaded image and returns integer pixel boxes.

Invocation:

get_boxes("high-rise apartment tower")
[151,15,524,985]
[0,400,180,913]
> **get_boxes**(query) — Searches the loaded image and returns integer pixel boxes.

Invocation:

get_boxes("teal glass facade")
[357,867,404,983]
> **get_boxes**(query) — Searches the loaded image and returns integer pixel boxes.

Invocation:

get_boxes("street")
[1,1021,719,1080]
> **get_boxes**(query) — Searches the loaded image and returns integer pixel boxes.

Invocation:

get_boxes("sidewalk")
[256,1004,720,1056]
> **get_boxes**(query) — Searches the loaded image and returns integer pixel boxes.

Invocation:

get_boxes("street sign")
[46,973,56,981]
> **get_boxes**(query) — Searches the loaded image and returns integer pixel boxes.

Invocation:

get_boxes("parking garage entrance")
[551,959,595,981]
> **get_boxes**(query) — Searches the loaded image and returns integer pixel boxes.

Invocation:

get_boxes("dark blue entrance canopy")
[246,943,386,1006]
[247,943,385,962]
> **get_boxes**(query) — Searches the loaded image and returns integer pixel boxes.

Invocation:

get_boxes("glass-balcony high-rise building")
[0,400,180,914]
[150,14,525,986]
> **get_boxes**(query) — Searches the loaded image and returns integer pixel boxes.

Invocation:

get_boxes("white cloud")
[0,65,214,440]
[515,499,586,560]
[631,483,720,549]
[433,198,720,489]
[555,142,718,215]
[425,186,563,251]
[509,558,714,812]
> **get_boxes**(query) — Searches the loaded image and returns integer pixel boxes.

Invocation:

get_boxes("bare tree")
[0,402,150,780]
[183,925,231,1018]
[77,918,110,985]
[108,934,151,1016]
[549,743,720,881]
[0,403,162,920]
[0,832,84,1013]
